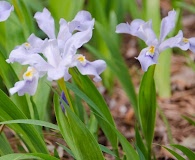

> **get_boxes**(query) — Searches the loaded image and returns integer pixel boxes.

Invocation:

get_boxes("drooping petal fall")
[75,55,106,82]
[136,48,159,71]
[9,67,40,96]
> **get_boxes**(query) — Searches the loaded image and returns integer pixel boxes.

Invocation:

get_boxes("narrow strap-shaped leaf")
[65,81,139,160]
[54,94,77,157]
[0,133,13,155]
[138,65,156,158]
[0,153,60,160]
[0,89,48,153]
[0,119,59,131]
[56,143,75,159]
[171,144,195,160]
[70,68,118,149]
[182,115,195,126]
[54,93,105,160]
[135,126,147,159]
[32,77,51,121]
[163,146,185,160]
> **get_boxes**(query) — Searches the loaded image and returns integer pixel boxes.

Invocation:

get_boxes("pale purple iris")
[0,1,14,22]
[7,8,106,96]
[116,10,177,71]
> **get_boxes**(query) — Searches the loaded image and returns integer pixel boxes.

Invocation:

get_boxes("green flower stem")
[57,78,74,112]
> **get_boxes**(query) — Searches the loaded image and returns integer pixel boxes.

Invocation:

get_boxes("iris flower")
[7,9,106,96]
[116,10,177,71]
[0,1,14,22]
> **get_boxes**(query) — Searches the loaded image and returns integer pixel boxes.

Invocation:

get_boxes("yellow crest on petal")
[76,54,87,66]
[23,67,36,80]
[149,46,155,55]
[23,42,31,49]
[182,38,189,43]
[77,55,86,62]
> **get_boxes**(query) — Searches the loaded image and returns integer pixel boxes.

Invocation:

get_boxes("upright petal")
[42,40,62,68]
[0,1,14,22]
[159,10,176,43]
[62,27,93,57]
[27,34,47,53]
[73,10,92,23]
[138,20,157,45]
[57,19,72,49]
[34,8,56,39]
[70,10,94,32]
[130,19,147,35]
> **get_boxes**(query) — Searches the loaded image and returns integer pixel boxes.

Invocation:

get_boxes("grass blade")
[0,153,60,160]
[171,144,195,160]
[163,146,185,160]
[54,93,105,160]
[135,126,147,159]
[138,65,156,158]
[182,115,195,126]
[0,133,13,155]
[65,81,139,160]
[0,89,48,153]
[0,119,59,131]
[70,69,118,150]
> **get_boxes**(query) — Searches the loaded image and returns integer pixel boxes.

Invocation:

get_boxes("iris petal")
[159,10,176,43]
[0,1,14,22]
[137,48,158,71]
[34,8,56,39]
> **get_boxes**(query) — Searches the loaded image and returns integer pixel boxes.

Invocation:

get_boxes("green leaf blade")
[70,69,118,149]
[138,65,157,158]
[171,144,195,160]
[54,93,104,160]
[0,90,48,153]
